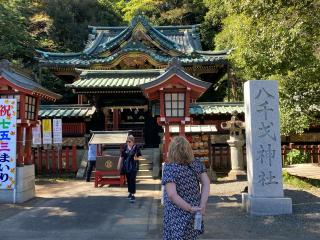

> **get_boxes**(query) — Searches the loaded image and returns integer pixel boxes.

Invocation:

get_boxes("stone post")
[221,111,246,180]
[242,80,292,215]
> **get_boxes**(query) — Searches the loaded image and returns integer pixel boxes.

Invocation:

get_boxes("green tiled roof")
[190,102,244,115]
[36,15,229,68]
[37,48,228,68]
[66,69,165,89]
[39,104,96,118]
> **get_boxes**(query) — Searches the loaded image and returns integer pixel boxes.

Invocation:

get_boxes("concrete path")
[0,179,162,240]
[0,178,320,240]
[284,163,320,180]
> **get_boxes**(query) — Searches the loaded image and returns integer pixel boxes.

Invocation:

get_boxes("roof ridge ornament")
[130,14,148,28]
[167,58,183,70]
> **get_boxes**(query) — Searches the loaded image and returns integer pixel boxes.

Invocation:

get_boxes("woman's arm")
[134,145,142,161]
[199,172,210,215]
[117,156,123,171]
[165,182,201,213]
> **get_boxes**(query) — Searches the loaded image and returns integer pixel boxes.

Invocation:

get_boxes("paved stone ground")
[199,179,320,240]
[0,178,319,240]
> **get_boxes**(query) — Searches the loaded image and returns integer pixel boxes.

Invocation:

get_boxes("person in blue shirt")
[86,143,97,182]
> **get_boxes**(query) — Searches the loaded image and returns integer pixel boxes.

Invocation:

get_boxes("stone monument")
[221,111,246,180]
[242,80,292,215]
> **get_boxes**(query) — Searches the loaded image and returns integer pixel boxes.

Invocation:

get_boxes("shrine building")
[36,15,244,163]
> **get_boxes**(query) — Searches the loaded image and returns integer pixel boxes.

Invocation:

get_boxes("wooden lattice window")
[25,96,36,120]
[165,93,185,117]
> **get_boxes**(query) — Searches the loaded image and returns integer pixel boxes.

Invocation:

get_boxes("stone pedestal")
[242,193,292,215]
[0,165,35,203]
[227,139,246,180]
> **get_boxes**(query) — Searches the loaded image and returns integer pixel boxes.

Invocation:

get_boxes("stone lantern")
[221,110,246,180]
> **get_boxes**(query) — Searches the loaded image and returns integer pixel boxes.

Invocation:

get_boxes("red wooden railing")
[281,143,320,165]
[31,145,78,175]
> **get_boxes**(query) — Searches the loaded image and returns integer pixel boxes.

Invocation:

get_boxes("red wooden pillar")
[52,147,57,174]
[16,126,24,166]
[65,147,70,173]
[78,94,83,104]
[45,149,49,174]
[113,109,119,130]
[72,145,77,172]
[24,126,32,165]
[179,122,185,137]
[37,148,42,174]
[164,123,170,162]
[59,148,63,174]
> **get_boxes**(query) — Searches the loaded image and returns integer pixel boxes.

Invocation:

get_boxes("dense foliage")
[0,0,319,135]
[206,0,320,135]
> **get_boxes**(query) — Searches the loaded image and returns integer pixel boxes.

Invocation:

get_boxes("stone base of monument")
[228,169,247,181]
[0,165,35,203]
[242,193,292,215]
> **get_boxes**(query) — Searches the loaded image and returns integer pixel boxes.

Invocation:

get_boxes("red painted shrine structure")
[140,59,211,160]
[0,60,61,166]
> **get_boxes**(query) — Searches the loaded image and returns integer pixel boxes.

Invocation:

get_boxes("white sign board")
[53,119,62,144]
[32,125,42,145]
[0,99,17,189]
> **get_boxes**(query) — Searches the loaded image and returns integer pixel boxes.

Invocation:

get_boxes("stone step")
[137,169,153,176]
[139,163,152,170]
[136,175,153,179]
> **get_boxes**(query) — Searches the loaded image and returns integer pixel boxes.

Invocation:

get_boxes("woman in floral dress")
[162,136,210,240]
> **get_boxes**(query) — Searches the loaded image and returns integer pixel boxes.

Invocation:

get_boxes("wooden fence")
[281,143,320,165]
[31,145,78,175]
[30,143,320,176]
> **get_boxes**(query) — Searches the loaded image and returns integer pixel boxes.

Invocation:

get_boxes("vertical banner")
[0,99,17,189]
[53,119,62,144]
[32,125,42,145]
[42,119,52,144]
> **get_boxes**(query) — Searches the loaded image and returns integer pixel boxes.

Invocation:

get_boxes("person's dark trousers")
[86,161,96,182]
[126,171,137,194]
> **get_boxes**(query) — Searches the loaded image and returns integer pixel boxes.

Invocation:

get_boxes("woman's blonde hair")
[127,135,135,143]
[168,136,194,165]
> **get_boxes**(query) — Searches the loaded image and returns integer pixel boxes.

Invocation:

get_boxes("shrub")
[285,149,310,165]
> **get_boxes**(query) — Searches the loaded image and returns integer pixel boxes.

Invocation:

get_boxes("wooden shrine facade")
[35,15,233,146]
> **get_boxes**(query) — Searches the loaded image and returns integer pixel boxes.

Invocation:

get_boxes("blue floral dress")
[162,158,206,240]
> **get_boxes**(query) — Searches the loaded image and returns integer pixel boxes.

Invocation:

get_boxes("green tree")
[208,0,320,135]
[0,0,37,62]
[117,0,207,25]
[31,0,123,52]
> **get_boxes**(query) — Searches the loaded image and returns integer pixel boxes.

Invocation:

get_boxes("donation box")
[96,155,119,171]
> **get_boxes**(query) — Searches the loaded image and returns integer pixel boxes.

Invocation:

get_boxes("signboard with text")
[32,125,42,145]
[0,99,17,189]
[53,119,62,144]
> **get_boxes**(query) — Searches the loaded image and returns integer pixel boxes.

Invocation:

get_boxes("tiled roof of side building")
[0,60,61,101]
[190,102,244,115]
[39,104,96,118]
[66,69,165,89]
